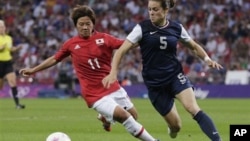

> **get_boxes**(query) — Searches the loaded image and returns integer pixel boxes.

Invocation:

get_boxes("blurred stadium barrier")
[0,84,250,99]
[225,70,249,85]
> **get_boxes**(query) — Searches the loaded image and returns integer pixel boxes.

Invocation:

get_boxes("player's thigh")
[163,103,181,128]
[0,61,6,89]
[92,96,118,122]
[5,72,16,87]
[109,87,136,119]
[111,87,134,110]
[0,78,4,89]
[92,95,130,123]
[1,61,16,87]
[147,85,175,116]
[175,87,200,115]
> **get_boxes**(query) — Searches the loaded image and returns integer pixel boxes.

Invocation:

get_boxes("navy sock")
[11,87,19,105]
[193,111,221,141]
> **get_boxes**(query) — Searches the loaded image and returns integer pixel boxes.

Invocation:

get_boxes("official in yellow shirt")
[0,19,25,109]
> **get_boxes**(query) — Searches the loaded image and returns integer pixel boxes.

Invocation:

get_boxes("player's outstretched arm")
[10,44,23,52]
[183,39,223,70]
[19,56,59,77]
[102,39,135,88]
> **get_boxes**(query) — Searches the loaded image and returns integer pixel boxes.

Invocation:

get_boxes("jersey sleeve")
[179,24,192,42]
[104,33,124,49]
[127,24,142,44]
[54,40,70,61]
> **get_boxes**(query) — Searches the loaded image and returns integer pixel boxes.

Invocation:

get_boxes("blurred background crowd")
[0,0,250,86]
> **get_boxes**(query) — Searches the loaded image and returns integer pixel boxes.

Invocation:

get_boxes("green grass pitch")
[0,98,249,141]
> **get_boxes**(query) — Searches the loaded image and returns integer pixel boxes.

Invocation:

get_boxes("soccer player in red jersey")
[20,5,159,141]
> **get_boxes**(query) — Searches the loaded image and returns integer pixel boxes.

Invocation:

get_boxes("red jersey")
[54,31,123,107]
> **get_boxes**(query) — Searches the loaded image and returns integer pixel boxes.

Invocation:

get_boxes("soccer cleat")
[168,127,177,138]
[97,114,111,132]
[16,104,25,109]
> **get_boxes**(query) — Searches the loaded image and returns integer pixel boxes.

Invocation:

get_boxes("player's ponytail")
[169,0,176,8]
[162,0,176,9]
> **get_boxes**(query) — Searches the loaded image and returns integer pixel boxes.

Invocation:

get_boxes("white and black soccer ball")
[46,132,71,141]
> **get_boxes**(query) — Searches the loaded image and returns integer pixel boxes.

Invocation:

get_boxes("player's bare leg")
[94,91,158,140]
[113,106,158,141]
[126,106,138,120]
[97,106,138,132]
[163,103,181,138]
[176,88,221,141]
[0,78,4,89]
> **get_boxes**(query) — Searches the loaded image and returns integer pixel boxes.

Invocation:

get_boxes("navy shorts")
[146,73,193,116]
[0,60,14,78]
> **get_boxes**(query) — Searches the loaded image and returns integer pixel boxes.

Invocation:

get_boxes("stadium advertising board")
[0,84,250,98]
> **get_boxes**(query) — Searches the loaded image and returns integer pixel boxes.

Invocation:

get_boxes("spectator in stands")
[0,0,249,85]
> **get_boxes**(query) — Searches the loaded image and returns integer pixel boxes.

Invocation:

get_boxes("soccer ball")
[46,132,71,141]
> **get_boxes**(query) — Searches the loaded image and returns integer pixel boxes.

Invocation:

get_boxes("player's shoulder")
[0,34,12,40]
[139,19,152,27]
[138,20,156,33]
[95,31,115,39]
[63,36,77,44]
[168,20,182,28]
[6,34,12,39]
[167,20,184,34]
[94,31,122,43]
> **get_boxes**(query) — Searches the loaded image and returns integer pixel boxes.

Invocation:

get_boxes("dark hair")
[151,0,175,9]
[70,5,96,26]
[169,0,175,8]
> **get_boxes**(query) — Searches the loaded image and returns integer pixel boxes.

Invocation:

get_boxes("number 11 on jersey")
[88,58,100,69]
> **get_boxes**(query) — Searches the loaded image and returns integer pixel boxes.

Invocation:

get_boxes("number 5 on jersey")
[160,36,167,49]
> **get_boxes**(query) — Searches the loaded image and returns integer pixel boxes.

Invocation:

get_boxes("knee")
[184,104,200,116]
[113,109,131,123]
[130,112,138,120]
[165,108,182,132]
[127,107,138,120]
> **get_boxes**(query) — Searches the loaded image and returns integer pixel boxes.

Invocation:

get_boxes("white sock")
[122,116,156,141]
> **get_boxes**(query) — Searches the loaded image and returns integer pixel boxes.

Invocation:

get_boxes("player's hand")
[19,68,34,77]
[205,59,223,70]
[16,45,23,51]
[102,73,117,89]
